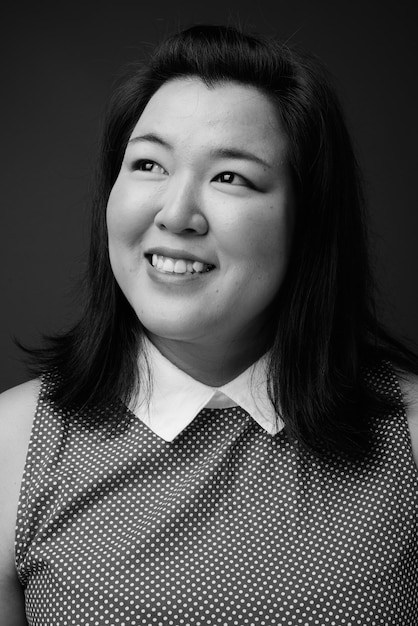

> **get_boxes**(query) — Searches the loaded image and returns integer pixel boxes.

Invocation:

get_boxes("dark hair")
[25,24,418,456]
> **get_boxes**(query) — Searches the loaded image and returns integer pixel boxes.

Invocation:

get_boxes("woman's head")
[91,24,367,358]
[106,77,294,366]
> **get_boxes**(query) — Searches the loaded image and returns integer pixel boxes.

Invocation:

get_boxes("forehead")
[129,78,287,162]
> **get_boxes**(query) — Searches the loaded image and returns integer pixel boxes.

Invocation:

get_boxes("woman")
[1,24,417,625]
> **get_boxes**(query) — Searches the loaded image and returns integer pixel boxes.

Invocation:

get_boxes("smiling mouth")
[148,254,215,275]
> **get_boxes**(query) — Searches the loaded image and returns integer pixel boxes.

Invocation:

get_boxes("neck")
[145,331,272,387]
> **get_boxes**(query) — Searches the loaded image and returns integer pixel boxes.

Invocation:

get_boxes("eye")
[212,171,251,187]
[132,159,167,175]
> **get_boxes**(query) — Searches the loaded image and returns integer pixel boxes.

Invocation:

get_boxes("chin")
[138,316,204,343]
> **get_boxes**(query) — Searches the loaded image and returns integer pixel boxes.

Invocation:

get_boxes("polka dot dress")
[15,364,418,625]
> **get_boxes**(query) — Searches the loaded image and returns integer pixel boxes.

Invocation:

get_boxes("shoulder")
[0,379,40,624]
[398,372,418,469]
[0,377,41,490]
[0,379,40,523]
[0,378,40,436]
[0,380,41,475]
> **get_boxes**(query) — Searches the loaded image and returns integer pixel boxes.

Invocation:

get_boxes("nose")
[154,175,208,235]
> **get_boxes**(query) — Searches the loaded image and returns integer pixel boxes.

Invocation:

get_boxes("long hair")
[24,24,418,456]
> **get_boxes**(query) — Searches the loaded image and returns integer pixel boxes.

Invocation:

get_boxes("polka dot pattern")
[15,363,418,625]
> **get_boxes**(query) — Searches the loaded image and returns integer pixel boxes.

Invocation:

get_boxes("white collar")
[132,338,284,441]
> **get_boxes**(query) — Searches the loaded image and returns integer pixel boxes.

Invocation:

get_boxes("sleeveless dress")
[15,363,418,625]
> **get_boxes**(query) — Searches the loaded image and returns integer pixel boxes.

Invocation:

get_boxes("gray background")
[1,0,417,391]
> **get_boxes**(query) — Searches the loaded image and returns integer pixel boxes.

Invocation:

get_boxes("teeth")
[192,261,204,273]
[150,254,211,274]
[162,258,175,272]
[173,259,187,273]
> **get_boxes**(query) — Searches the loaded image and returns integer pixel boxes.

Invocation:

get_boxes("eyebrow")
[128,133,171,149]
[128,133,272,170]
[209,147,271,170]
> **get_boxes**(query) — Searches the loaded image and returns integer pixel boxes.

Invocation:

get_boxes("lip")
[145,246,215,267]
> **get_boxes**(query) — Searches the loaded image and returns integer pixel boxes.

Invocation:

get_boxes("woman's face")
[107,78,294,355]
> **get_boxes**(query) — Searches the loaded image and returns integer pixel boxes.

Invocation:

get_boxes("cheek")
[107,185,129,240]
[230,206,292,275]
[106,184,152,245]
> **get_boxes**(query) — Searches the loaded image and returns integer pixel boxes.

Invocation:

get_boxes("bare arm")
[400,373,418,469]
[0,380,40,625]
